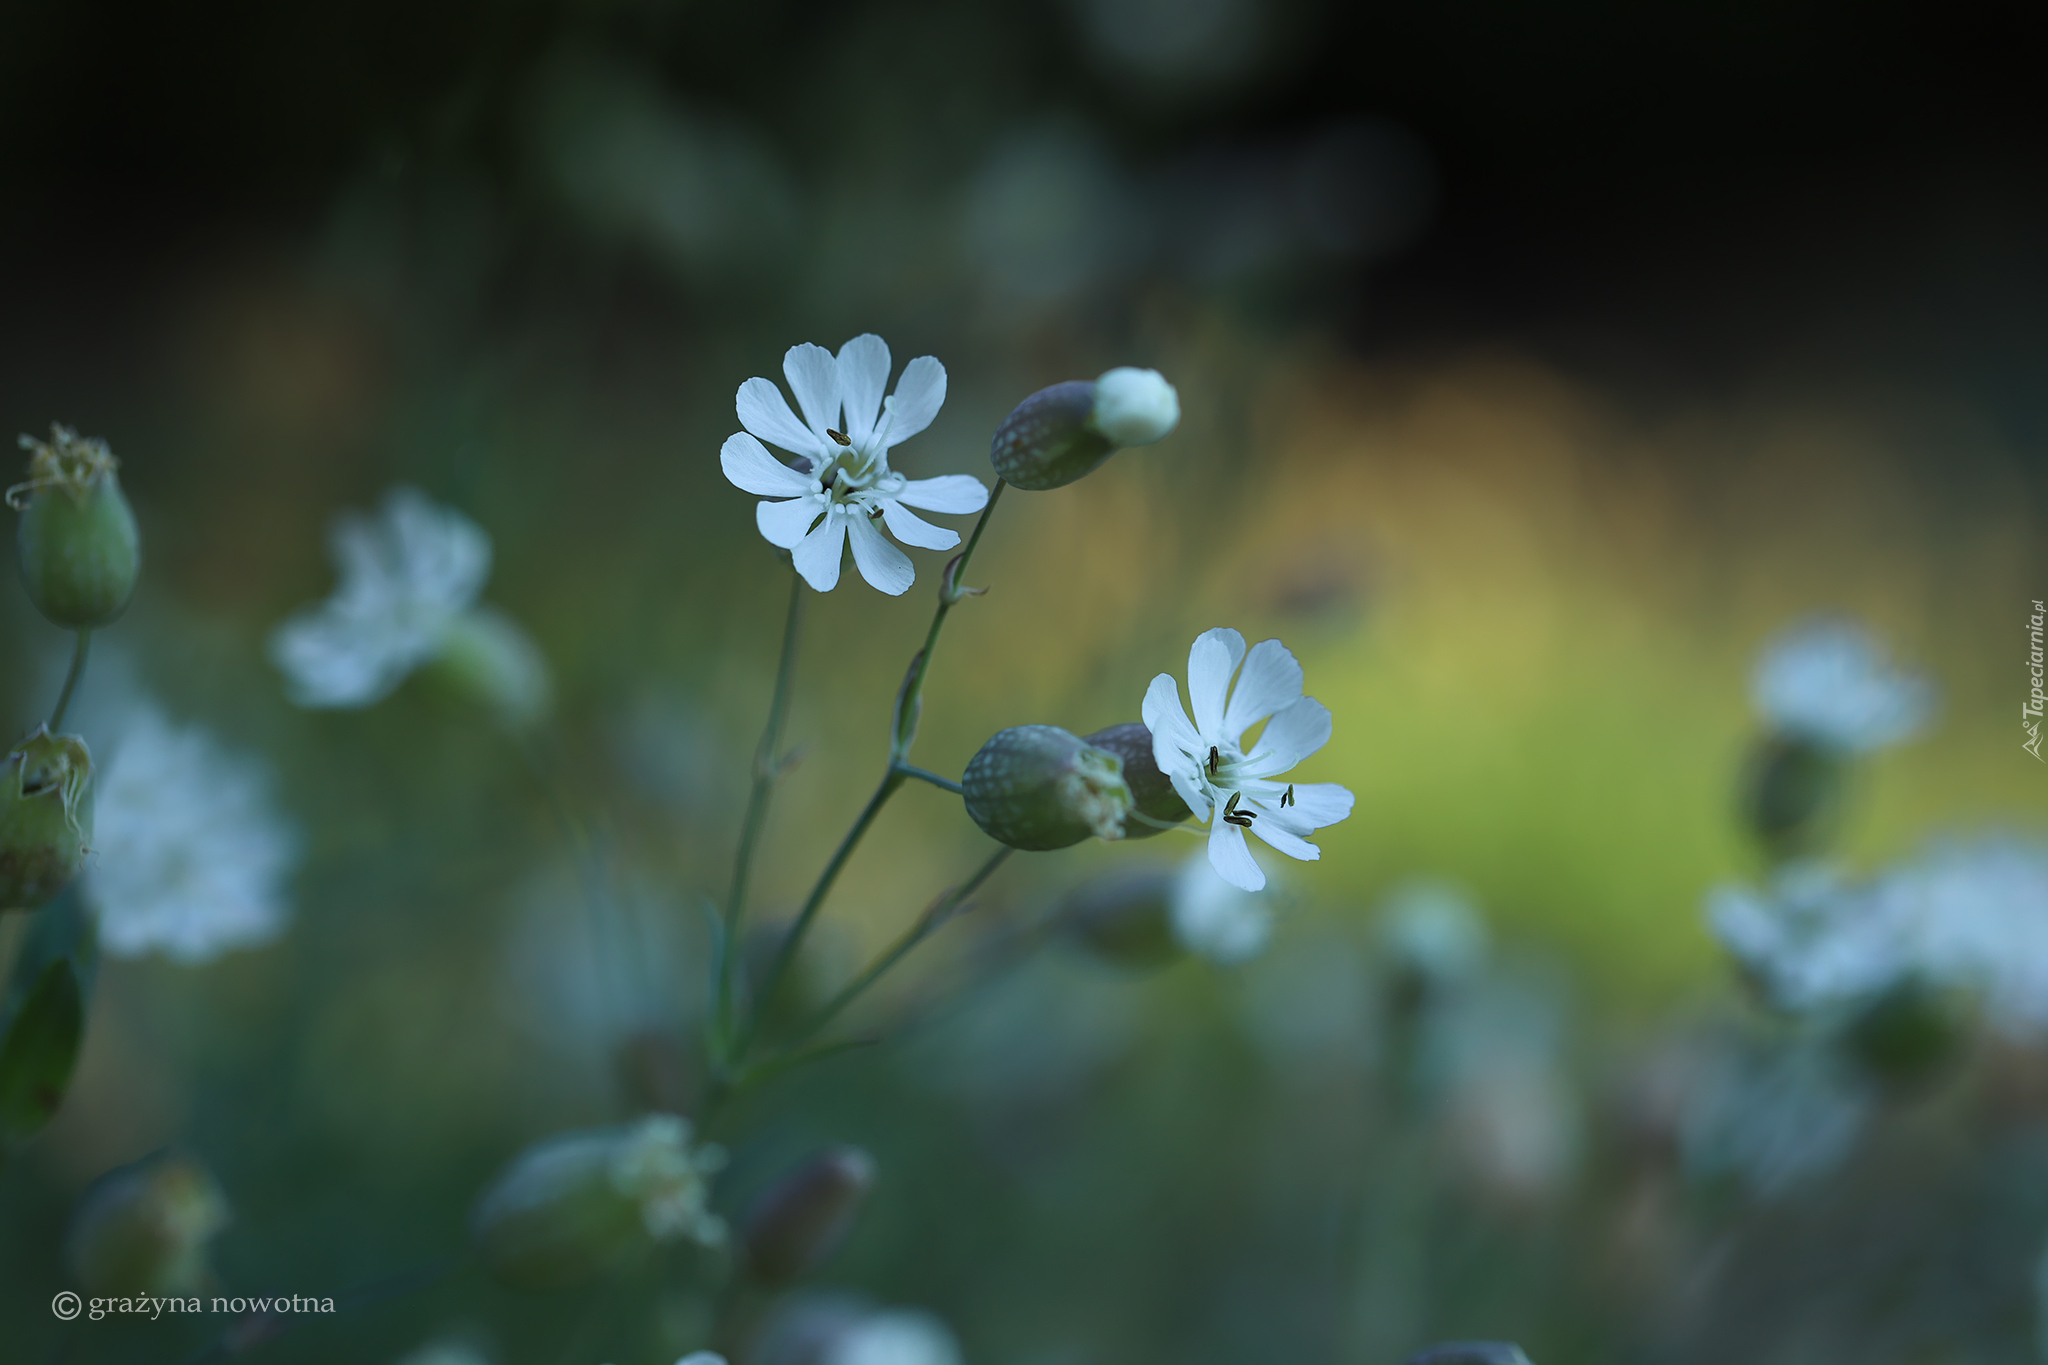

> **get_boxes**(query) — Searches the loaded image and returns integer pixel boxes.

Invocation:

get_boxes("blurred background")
[1,0,2045,1360]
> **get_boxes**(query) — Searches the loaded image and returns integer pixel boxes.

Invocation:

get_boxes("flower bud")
[741,1146,877,1286]
[64,1152,230,1295]
[1059,865,1180,968]
[961,725,1131,851]
[1082,723,1189,839]
[1090,367,1180,447]
[11,426,141,629]
[471,1114,727,1290]
[1402,1345,1533,1365]
[988,368,1179,491]
[1741,733,1846,860]
[0,726,93,911]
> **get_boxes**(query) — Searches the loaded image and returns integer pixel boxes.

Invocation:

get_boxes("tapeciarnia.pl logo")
[2026,599,2045,761]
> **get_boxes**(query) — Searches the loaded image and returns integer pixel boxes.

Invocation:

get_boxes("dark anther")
[1224,812,1253,827]
[1223,791,1240,816]
[868,505,884,519]
[1207,746,1220,777]
[826,428,852,446]
[1281,785,1294,808]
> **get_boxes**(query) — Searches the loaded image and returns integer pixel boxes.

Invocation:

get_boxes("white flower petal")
[1142,673,1202,759]
[1207,819,1266,891]
[894,474,988,515]
[1169,768,1213,823]
[269,606,422,708]
[1261,782,1354,835]
[882,355,946,447]
[1243,696,1333,776]
[792,514,848,593]
[836,334,891,446]
[737,377,825,456]
[846,512,915,595]
[879,500,960,551]
[783,342,841,436]
[756,496,823,548]
[1222,638,1305,743]
[722,433,813,497]
[1247,813,1320,862]
[1187,628,1247,740]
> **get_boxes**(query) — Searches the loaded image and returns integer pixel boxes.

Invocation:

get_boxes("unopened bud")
[0,726,92,911]
[1059,866,1180,968]
[988,368,1179,491]
[64,1152,230,1295]
[1741,733,1846,860]
[962,725,1131,851]
[11,426,141,629]
[1082,723,1189,839]
[742,1146,877,1286]
[1090,367,1179,447]
[471,1114,727,1290]
[1401,1345,1534,1365]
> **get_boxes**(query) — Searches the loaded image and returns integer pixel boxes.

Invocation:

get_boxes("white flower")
[720,335,988,595]
[269,486,549,720]
[1706,862,1913,1013]
[610,1114,728,1245]
[1091,366,1179,446]
[1170,850,1274,963]
[1751,617,1935,752]
[1377,878,1489,989]
[85,705,300,963]
[824,1311,963,1365]
[1892,834,2048,1036]
[1142,627,1354,891]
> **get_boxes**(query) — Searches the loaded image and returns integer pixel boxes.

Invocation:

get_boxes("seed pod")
[1059,866,1180,969]
[1401,1345,1534,1365]
[64,1151,230,1295]
[1741,733,1846,861]
[961,725,1131,851]
[1082,723,1189,839]
[470,1114,727,1291]
[11,426,141,629]
[742,1146,877,1286]
[0,726,93,912]
[988,368,1180,491]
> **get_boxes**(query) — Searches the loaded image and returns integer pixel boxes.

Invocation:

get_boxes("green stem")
[789,845,1012,1047]
[895,763,964,795]
[737,480,1007,1061]
[715,567,805,1052]
[47,629,89,731]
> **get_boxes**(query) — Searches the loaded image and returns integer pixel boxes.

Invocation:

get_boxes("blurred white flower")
[721,336,987,595]
[610,1114,728,1244]
[1891,834,2048,1036]
[1708,836,2048,1034]
[1377,878,1489,989]
[824,1310,962,1365]
[1707,862,1912,1013]
[269,486,549,722]
[1750,617,1935,752]
[1680,1033,1871,1196]
[1170,850,1274,964]
[1143,628,1353,891]
[674,1355,729,1365]
[86,704,299,963]
[1428,975,1581,1202]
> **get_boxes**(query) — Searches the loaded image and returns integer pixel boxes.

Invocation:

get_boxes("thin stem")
[895,763,964,795]
[47,629,89,731]
[737,480,1007,1061]
[736,768,903,1058]
[789,845,1012,1047]
[890,479,1005,764]
[716,567,806,1050]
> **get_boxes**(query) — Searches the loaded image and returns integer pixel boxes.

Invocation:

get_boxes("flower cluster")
[1750,617,1935,753]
